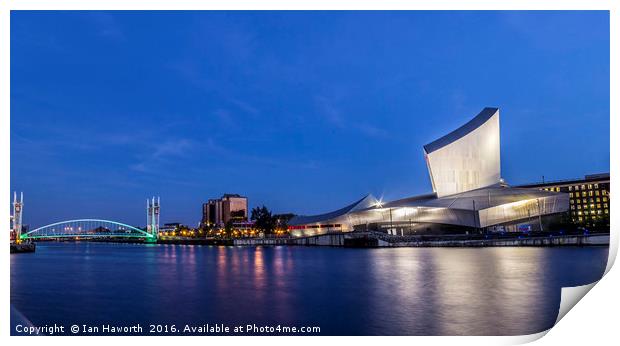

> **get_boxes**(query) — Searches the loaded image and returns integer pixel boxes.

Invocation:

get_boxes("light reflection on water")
[10,243,607,335]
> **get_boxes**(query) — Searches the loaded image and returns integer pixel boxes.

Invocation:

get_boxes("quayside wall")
[233,232,609,248]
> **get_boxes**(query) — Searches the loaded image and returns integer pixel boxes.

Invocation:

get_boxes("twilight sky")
[11,11,609,227]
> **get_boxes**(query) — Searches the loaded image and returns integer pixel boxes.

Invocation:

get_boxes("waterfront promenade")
[14,231,609,249]
[232,231,610,247]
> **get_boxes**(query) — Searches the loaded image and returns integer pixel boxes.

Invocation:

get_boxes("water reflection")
[10,243,608,335]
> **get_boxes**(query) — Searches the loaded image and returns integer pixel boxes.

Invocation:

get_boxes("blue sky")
[11,11,609,227]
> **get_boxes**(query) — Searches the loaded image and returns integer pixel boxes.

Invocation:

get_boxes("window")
[581,184,586,190]
[575,185,580,190]
[569,186,573,191]
[597,197,601,202]
[604,203,608,208]
[603,197,608,202]
[588,184,593,189]
[595,184,599,189]
[596,190,600,196]
[579,217,583,221]
[570,199,574,204]
[597,204,601,208]
[589,191,593,197]
[570,205,574,210]
[605,209,609,214]
[578,205,582,210]
[602,190,607,196]
[569,192,573,198]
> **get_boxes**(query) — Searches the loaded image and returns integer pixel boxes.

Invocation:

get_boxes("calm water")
[11,242,608,336]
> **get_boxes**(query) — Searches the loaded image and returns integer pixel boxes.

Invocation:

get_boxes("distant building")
[202,199,222,226]
[517,173,610,229]
[202,194,248,227]
[160,222,181,233]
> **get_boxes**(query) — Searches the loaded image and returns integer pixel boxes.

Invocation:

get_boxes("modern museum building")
[288,107,569,236]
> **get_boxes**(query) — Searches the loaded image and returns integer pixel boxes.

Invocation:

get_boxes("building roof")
[222,193,246,198]
[423,107,499,154]
[424,185,564,210]
[377,193,437,209]
[289,194,377,225]
[516,173,610,188]
[357,184,564,212]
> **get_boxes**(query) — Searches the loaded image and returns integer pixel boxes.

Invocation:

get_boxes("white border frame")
[2,1,616,345]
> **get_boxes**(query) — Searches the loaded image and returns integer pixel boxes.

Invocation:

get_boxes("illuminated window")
[577,205,582,210]
[570,205,574,210]
[588,184,593,189]
[584,210,589,215]
[604,203,608,208]
[589,191,593,197]
[597,203,601,208]
[595,190,600,196]
[603,197,608,202]
[583,198,587,203]
[570,199,574,204]
[598,210,602,215]
[605,209,609,214]
[595,184,599,189]
[581,184,586,190]
[578,211,582,215]
[602,190,607,196]
[569,192,573,197]
[569,186,573,191]
[597,197,601,202]
[575,185,580,190]
[579,217,583,221]
[584,204,588,209]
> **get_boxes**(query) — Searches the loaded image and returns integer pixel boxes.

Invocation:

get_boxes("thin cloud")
[228,97,260,117]
[89,12,126,41]
[315,96,387,138]
[130,138,195,173]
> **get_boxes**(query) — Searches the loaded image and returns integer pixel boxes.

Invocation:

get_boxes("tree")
[274,213,295,234]
[251,205,276,234]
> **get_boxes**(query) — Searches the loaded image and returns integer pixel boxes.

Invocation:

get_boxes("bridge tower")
[146,196,160,243]
[12,192,24,243]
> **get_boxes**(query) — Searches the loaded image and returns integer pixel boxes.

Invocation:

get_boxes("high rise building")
[202,194,248,227]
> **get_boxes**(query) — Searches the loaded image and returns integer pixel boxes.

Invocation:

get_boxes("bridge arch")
[21,219,155,240]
